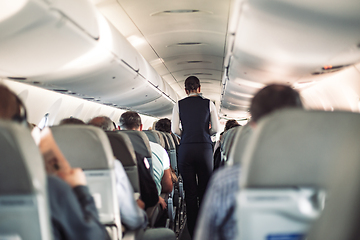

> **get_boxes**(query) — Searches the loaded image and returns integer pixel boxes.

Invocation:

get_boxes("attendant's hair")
[184,76,200,92]
[119,111,142,130]
[250,84,303,123]
[155,118,171,133]
[225,119,240,131]
[88,116,114,131]
[60,117,85,125]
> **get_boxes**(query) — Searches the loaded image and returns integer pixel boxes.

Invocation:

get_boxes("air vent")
[184,73,212,77]
[178,60,211,65]
[83,97,94,100]
[151,10,212,16]
[167,42,206,47]
[53,89,68,93]
[7,77,26,80]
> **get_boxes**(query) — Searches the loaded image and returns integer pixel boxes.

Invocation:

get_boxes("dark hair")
[60,117,85,125]
[225,119,240,131]
[88,116,113,131]
[250,84,303,123]
[0,85,27,124]
[155,118,171,133]
[119,111,141,130]
[184,76,200,92]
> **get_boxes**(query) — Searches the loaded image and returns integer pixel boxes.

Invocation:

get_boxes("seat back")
[163,132,178,173]
[0,121,52,240]
[51,125,121,239]
[106,131,140,193]
[120,130,153,177]
[221,126,241,162]
[225,124,252,166]
[143,130,165,148]
[232,109,360,240]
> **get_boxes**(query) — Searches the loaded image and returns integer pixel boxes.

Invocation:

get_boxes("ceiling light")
[167,42,206,47]
[229,91,253,98]
[184,73,212,77]
[127,35,146,47]
[234,78,265,89]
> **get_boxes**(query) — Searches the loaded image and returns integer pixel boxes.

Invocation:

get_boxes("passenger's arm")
[161,169,173,194]
[47,175,111,240]
[114,161,148,230]
[171,103,182,136]
[209,101,220,136]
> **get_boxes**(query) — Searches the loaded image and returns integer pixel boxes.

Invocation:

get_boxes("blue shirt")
[194,165,241,240]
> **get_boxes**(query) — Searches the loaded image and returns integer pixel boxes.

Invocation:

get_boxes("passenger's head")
[224,119,240,131]
[185,76,201,94]
[0,85,27,124]
[88,116,115,131]
[155,118,171,133]
[250,84,303,123]
[119,111,142,131]
[59,117,85,125]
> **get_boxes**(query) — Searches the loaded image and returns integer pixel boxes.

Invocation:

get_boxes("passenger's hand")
[57,168,87,188]
[136,199,145,209]
[158,196,167,210]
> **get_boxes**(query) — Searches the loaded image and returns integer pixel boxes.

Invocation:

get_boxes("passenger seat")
[232,109,360,239]
[51,125,121,240]
[0,121,53,240]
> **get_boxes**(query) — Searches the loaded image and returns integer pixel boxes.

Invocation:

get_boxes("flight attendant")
[171,76,220,237]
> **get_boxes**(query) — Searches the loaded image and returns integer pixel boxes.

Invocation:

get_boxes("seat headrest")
[51,125,114,170]
[163,132,175,149]
[159,131,170,150]
[120,130,152,158]
[0,120,46,194]
[143,130,165,148]
[106,131,136,167]
[232,109,360,189]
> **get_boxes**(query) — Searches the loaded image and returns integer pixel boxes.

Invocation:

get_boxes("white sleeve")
[209,101,220,136]
[114,161,148,230]
[171,102,182,136]
[161,147,170,170]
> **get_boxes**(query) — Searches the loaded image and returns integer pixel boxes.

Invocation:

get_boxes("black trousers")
[178,143,213,238]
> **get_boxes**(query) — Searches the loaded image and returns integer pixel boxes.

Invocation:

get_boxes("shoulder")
[149,141,165,153]
[208,165,241,192]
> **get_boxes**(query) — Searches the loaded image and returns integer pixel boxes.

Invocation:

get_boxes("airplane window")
[38,113,49,130]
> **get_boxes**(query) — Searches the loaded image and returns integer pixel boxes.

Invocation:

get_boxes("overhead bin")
[0,0,98,77]
[0,0,178,117]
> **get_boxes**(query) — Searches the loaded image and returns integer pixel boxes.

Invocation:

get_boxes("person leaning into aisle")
[171,76,220,238]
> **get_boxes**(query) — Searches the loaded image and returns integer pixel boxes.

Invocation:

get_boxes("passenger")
[194,84,303,240]
[0,85,110,240]
[224,119,240,131]
[88,116,115,131]
[59,117,85,125]
[171,76,220,237]
[155,118,171,133]
[120,112,173,198]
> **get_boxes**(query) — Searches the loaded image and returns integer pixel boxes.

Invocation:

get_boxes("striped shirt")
[194,165,241,240]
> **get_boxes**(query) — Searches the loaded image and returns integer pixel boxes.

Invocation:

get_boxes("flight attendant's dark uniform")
[177,95,214,237]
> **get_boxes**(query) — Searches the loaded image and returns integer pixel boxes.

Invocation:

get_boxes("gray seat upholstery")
[163,132,178,173]
[221,126,242,163]
[0,120,52,240]
[120,130,153,177]
[51,125,121,239]
[225,124,252,166]
[143,130,165,148]
[106,131,140,193]
[232,109,360,239]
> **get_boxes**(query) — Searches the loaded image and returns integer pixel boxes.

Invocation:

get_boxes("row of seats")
[0,121,185,240]
[219,109,360,239]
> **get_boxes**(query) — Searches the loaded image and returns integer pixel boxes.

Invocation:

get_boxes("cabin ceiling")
[94,0,231,104]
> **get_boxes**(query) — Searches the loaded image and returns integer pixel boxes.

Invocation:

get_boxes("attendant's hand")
[158,196,167,210]
[57,168,87,188]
